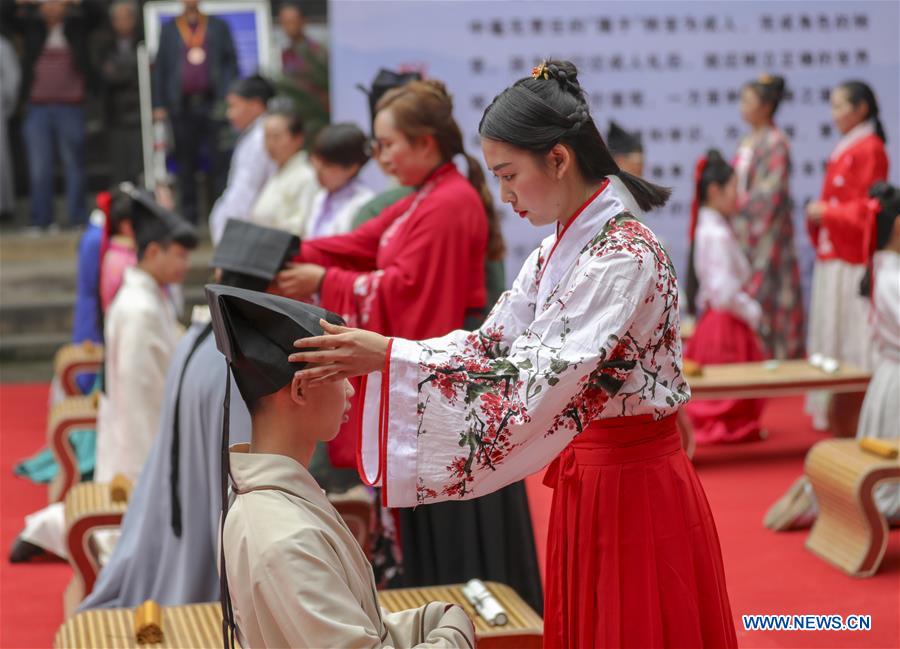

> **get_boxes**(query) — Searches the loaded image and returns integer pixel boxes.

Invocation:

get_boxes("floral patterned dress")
[733,127,805,359]
[357,183,737,648]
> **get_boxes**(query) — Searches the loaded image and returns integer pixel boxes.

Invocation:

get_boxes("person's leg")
[56,104,87,226]
[23,104,55,228]
[207,115,230,206]
[172,108,201,224]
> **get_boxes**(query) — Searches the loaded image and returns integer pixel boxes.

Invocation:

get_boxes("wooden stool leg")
[828,392,865,438]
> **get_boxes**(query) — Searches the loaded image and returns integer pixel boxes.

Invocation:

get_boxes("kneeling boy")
[207,285,475,648]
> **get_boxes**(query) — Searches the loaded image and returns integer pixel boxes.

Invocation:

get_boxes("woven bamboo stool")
[54,342,104,397]
[64,481,131,616]
[805,439,900,577]
[47,396,98,504]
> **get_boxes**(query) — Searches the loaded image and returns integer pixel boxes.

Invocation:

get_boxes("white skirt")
[806,259,875,428]
[857,355,900,519]
[807,259,875,369]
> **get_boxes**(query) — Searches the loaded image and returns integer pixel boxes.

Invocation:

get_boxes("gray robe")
[80,321,251,609]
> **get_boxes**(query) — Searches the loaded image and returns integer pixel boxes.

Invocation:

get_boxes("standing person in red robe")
[275,80,543,611]
[289,60,736,649]
[805,80,889,431]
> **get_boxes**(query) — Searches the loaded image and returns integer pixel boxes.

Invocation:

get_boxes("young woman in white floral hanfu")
[290,61,737,649]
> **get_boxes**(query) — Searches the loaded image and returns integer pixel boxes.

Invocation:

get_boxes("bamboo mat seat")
[56,582,542,648]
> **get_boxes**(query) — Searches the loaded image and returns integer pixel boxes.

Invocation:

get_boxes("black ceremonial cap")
[205,285,345,405]
[212,220,300,281]
[606,120,644,155]
[119,182,198,251]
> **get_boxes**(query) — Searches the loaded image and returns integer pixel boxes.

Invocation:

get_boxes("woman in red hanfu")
[805,80,889,429]
[684,150,765,443]
[275,80,544,611]
[289,60,737,648]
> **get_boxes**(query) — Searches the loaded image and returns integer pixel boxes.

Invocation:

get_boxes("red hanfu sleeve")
[820,142,888,255]
[318,194,487,337]
[298,194,416,271]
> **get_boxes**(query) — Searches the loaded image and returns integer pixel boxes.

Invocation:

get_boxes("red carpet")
[2,385,897,648]
[1,384,70,649]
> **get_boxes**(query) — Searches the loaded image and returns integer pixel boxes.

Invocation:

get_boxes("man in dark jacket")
[151,0,238,225]
[93,0,142,185]
[3,0,103,232]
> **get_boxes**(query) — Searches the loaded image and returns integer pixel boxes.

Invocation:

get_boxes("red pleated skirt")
[543,415,737,649]
[684,309,766,444]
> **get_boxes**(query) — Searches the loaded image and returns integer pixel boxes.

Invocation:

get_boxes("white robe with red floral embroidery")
[359,184,689,507]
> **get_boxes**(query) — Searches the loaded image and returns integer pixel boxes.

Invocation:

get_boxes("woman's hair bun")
[545,60,582,96]
[421,79,453,108]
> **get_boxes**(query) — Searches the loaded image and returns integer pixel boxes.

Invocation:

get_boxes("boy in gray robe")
[80,221,298,609]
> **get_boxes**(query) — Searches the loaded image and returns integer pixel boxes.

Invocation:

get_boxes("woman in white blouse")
[249,101,319,236]
[683,149,766,444]
[304,123,374,239]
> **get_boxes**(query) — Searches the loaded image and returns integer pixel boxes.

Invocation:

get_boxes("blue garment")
[23,103,86,227]
[73,220,103,344]
[72,219,103,392]
[14,429,95,484]
[79,323,251,610]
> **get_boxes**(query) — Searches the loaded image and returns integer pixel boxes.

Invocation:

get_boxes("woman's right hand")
[289,320,391,383]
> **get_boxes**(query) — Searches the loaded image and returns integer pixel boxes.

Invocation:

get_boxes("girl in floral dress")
[684,151,765,443]
[733,74,805,359]
[290,60,737,649]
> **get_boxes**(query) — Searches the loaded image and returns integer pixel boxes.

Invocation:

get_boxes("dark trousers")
[171,97,226,224]
[108,124,144,186]
[23,103,86,227]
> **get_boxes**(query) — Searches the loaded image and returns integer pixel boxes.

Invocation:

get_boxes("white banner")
[329,0,900,295]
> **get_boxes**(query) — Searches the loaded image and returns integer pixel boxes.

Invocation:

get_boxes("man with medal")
[152,0,238,225]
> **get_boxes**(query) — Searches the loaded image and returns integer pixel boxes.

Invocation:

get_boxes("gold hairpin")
[758,73,772,83]
[532,62,550,80]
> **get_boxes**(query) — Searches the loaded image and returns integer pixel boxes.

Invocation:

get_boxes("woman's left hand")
[276,263,326,300]
[289,320,391,383]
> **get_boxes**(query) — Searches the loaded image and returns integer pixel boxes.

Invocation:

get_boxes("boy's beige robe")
[224,444,475,649]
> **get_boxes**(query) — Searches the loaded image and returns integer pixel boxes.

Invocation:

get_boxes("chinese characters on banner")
[330,1,900,296]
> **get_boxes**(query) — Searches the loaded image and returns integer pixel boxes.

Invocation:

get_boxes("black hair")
[860,182,900,296]
[228,74,275,104]
[266,97,305,136]
[478,59,670,212]
[745,74,786,118]
[838,80,887,143]
[108,187,132,236]
[685,150,735,316]
[312,122,370,169]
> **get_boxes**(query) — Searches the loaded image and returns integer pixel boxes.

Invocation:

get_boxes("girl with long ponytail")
[287,60,737,648]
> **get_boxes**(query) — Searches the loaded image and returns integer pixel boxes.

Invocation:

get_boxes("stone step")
[0,286,210,337]
[0,332,72,362]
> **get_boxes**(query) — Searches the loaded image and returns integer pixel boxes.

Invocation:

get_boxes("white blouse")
[358,182,689,508]
[693,206,762,329]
